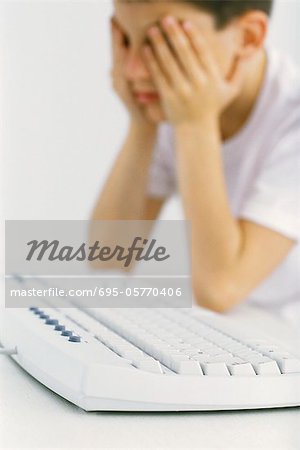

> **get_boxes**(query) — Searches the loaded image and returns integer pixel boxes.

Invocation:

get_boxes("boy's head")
[113,0,273,122]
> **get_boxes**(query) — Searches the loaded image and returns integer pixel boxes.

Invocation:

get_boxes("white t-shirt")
[147,47,300,309]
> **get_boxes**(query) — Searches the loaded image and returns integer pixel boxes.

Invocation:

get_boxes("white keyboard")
[1,299,300,411]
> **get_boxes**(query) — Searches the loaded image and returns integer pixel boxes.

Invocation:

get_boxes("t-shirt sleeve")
[146,124,176,198]
[239,129,300,241]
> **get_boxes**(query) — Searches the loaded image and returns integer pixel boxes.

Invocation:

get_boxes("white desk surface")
[1,305,299,450]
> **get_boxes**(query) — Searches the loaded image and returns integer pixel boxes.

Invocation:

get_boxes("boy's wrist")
[127,119,158,157]
[174,116,220,139]
[129,118,158,136]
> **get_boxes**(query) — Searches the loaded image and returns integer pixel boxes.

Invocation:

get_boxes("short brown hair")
[176,0,273,28]
[123,1,274,28]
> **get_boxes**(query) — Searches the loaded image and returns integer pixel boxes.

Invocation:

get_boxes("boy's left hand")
[144,16,242,126]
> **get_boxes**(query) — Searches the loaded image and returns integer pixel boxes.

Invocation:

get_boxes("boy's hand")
[144,16,242,126]
[110,18,153,126]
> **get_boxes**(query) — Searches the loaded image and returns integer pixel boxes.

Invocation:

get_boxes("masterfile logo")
[26,237,170,267]
[5,220,192,309]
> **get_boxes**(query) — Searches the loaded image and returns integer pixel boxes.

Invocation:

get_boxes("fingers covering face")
[146,25,187,86]
[143,45,170,92]
[144,16,216,87]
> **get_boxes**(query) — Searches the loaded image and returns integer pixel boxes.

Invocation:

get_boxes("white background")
[1,0,300,221]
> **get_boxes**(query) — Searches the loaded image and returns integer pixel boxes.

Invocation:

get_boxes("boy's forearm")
[92,121,157,221]
[175,119,243,309]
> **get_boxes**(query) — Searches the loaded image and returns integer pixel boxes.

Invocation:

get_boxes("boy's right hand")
[110,18,151,126]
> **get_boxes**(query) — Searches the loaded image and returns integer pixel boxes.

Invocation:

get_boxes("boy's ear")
[236,11,268,59]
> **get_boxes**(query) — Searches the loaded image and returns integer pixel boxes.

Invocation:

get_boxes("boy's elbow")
[192,276,241,314]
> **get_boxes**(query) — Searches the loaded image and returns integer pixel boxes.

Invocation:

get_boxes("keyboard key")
[227,362,256,376]
[192,354,211,363]
[172,343,192,350]
[45,319,59,326]
[54,324,65,332]
[134,358,163,374]
[118,348,144,359]
[201,362,231,376]
[68,336,81,343]
[61,330,73,337]
[271,355,300,374]
[251,360,281,376]
[172,360,203,375]
[181,348,203,356]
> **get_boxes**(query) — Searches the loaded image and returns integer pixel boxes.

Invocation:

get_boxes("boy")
[92,0,300,312]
